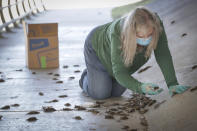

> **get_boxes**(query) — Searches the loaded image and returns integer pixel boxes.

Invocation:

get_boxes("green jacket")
[90,16,179,93]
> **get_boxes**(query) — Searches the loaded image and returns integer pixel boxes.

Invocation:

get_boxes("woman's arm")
[154,19,179,87]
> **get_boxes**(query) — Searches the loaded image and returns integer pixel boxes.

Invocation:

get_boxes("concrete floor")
[0,0,197,131]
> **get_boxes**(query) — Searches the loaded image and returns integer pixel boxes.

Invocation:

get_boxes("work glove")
[168,85,191,97]
[141,83,163,95]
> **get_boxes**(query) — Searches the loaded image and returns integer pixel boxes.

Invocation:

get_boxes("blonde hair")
[121,7,162,67]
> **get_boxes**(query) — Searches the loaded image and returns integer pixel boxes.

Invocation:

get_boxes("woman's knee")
[87,83,112,100]
[86,69,112,100]
[89,92,111,100]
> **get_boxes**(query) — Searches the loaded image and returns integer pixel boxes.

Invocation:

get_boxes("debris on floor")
[11,104,20,107]
[54,74,60,76]
[48,72,53,75]
[153,86,159,90]
[63,108,73,111]
[148,100,157,106]
[56,80,63,84]
[15,69,23,71]
[171,92,178,97]
[140,116,148,126]
[68,76,75,80]
[192,65,197,70]
[122,125,138,131]
[154,100,166,109]
[26,117,37,122]
[190,86,197,92]
[43,106,56,112]
[89,103,101,108]
[63,65,69,68]
[105,115,114,119]
[45,99,59,103]
[58,95,68,98]
[96,101,105,105]
[139,108,148,114]
[73,65,80,67]
[1,105,10,110]
[74,116,82,120]
[0,79,5,82]
[120,116,128,120]
[39,92,44,96]
[27,111,40,115]
[171,20,175,24]
[72,93,160,130]
[32,72,36,74]
[88,94,157,122]
[181,33,187,37]
[10,96,18,99]
[87,109,99,114]
[138,66,152,73]
[64,103,71,106]
[52,78,58,80]
[122,125,129,130]
[74,70,81,73]
[75,105,86,111]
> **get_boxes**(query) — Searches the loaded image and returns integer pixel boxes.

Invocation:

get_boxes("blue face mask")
[136,36,152,46]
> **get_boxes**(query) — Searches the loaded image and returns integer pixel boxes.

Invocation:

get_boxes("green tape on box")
[41,56,46,68]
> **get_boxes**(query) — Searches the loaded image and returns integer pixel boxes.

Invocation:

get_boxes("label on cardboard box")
[29,38,49,51]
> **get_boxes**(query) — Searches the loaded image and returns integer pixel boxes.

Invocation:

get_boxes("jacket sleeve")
[154,19,179,87]
[110,33,143,93]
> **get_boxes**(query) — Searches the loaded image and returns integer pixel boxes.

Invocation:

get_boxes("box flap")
[22,20,30,68]
[28,23,58,37]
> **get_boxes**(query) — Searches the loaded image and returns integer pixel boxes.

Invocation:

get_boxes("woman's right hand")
[141,83,163,95]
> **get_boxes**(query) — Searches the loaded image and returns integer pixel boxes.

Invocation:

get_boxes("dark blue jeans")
[81,26,126,100]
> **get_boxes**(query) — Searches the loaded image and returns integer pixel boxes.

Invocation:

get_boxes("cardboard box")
[23,21,59,69]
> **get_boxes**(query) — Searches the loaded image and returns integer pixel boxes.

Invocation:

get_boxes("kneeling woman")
[79,7,190,100]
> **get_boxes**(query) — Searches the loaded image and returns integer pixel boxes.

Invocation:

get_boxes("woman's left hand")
[168,85,191,97]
